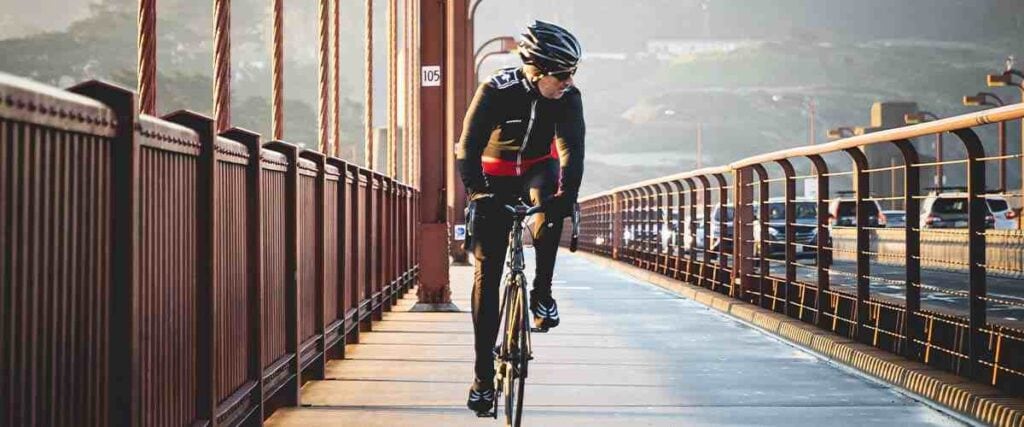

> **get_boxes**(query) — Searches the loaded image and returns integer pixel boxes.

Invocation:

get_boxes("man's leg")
[469,197,513,387]
[527,160,564,326]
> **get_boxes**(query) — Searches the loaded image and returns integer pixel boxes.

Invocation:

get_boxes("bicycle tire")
[511,299,527,427]
[502,287,519,426]
[503,282,531,427]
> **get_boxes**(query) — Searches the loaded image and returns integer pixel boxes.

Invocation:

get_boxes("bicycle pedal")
[530,327,549,333]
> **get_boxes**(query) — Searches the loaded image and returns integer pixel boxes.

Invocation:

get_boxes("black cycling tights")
[469,159,563,383]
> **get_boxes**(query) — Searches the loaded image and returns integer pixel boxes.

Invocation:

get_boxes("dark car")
[882,210,906,228]
[755,198,824,258]
[828,198,886,229]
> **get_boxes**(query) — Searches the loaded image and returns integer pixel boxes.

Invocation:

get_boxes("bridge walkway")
[266,252,961,426]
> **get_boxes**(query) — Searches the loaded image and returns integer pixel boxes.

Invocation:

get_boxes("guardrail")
[0,72,420,426]
[568,101,1024,397]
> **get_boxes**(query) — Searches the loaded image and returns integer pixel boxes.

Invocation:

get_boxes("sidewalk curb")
[568,251,1024,427]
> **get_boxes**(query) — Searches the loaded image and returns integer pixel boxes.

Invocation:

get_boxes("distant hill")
[573,38,1022,196]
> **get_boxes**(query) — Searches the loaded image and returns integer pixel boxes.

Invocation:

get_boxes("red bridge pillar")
[414,0,459,311]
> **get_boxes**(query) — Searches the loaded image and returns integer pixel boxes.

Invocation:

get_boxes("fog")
[2,0,1022,195]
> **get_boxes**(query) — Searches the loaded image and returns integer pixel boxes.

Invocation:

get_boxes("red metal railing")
[0,72,420,426]
[570,102,1024,398]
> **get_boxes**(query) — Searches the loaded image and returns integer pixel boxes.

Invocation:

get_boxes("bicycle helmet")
[518,20,582,74]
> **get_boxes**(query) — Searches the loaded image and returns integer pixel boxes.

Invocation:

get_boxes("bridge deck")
[266,253,962,426]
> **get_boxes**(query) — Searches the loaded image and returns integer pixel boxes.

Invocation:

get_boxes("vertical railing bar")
[221,127,264,422]
[950,128,987,380]
[888,140,921,359]
[697,175,712,288]
[843,148,871,342]
[263,140,301,406]
[807,155,830,329]
[776,160,796,317]
[69,81,141,427]
[713,173,729,292]
[161,110,219,424]
[732,167,754,301]
[300,150,328,380]
[750,165,769,309]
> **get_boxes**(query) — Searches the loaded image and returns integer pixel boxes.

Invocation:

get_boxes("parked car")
[677,205,733,255]
[881,210,907,228]
[920,193,1014,229]
[708,205,734,254]
[754,197,823,258]
[828,196,886,230]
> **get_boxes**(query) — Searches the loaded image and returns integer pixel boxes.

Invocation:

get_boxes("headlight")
[768,227,781,238]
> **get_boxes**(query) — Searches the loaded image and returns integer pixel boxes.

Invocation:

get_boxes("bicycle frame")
[498,206,535,361]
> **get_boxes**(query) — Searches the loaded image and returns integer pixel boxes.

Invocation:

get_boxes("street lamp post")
[904,111,946,188]
[963,93,1007,191]
[986,65,1024,227]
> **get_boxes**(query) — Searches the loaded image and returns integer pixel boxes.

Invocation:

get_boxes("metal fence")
[570,102,1024,397]
[0,72,420,426]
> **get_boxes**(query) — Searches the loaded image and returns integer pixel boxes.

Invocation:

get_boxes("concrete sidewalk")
[265,252,964,426]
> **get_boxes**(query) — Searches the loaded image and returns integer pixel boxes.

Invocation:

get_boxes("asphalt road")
[768,260,1024,325]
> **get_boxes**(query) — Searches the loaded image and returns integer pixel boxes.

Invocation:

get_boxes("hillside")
[574,38,1022,196]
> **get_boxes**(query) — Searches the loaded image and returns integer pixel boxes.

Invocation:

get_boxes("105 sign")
[422,66,441,87]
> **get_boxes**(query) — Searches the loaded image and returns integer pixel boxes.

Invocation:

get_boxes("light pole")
[963,93,1008,191]
[986,61,1024,227]
[904,111,946,188]
[695,122,702,169]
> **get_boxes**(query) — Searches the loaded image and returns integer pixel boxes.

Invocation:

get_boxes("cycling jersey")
[456,67,585,199]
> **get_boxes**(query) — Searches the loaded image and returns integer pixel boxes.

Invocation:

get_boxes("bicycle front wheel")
[503,284,528,427]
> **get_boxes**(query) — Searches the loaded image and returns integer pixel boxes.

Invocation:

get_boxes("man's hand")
[545,191,577,220]
[468,192,497,213]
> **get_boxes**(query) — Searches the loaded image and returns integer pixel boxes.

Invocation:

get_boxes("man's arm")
[555,90,585,199]
[456,83,499,195]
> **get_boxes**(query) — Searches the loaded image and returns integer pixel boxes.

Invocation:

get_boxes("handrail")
[587,165,732,200]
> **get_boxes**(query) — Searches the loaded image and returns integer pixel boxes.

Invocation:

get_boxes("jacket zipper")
[517,100,538,176]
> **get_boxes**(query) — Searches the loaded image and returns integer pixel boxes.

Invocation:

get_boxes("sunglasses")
[546,69,576,81]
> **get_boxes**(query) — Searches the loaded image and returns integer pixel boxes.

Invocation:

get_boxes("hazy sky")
[0,0,90,37]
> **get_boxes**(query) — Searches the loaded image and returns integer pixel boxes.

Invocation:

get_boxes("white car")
[920,193,1017,230]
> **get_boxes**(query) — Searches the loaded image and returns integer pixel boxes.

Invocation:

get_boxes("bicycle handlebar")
[569,202,580,253]
[503,202,545,217]
[463,198,581,252]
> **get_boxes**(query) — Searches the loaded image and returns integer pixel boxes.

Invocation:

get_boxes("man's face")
[536,72,574,99]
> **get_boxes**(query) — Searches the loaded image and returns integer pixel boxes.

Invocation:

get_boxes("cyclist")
[457,20,585,414]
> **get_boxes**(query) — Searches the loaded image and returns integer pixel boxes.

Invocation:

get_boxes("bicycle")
[465,198,580,426]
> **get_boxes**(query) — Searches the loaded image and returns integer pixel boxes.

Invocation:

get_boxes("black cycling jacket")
[456,67,585,199]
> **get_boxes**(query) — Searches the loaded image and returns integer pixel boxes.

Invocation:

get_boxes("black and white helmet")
[518,21,582,74]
